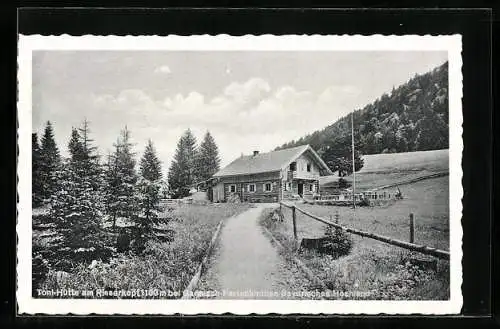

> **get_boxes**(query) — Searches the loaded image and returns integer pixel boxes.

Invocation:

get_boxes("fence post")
[292,206,298,243]
[409,213,415,243]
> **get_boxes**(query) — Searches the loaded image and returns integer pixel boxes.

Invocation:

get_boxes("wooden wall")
[217,171,282,203]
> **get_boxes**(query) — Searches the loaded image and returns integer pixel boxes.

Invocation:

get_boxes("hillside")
[277,61,449,171]
[320,149,449,191]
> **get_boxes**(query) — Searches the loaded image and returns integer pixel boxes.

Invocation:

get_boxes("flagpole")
[351,111,356,210]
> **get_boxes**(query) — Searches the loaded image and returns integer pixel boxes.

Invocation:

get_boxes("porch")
[282,178,320,200]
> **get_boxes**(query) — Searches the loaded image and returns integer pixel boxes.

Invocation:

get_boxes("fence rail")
[279,201,450,260]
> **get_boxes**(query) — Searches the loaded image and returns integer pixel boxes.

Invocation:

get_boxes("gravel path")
[197,205,312,299]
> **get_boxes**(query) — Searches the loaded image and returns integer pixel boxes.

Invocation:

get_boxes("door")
[208,186,213,202]
[298,183,304,197]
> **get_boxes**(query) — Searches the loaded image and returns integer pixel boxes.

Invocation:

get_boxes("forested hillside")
[277,62,449,173]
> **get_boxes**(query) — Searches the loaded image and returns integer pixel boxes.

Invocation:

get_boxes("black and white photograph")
[17,35,463,314]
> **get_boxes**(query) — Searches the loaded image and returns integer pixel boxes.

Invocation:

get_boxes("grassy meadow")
[321,149,449,190]
[34,203,251,298]
[262,176,450,300]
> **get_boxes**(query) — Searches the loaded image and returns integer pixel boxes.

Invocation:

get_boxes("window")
[229,185,236,193]
[307,162,311,172]
[264,183,272,192]
[287,182,292,191]
[248,184,256,193]
[289,162,297,171]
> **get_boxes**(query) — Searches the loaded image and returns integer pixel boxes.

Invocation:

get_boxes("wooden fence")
[279,202,450,260]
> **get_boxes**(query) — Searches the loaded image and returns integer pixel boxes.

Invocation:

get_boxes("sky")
[32,50,447,175]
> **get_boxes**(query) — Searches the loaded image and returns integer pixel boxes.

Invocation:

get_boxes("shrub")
[374,260,437,300]
[322,225,353,258]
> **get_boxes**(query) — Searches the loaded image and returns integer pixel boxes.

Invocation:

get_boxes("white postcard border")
[17,34,463,315]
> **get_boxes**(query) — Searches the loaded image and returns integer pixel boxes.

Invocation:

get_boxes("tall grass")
[36,203,251,298]
[261,177,450,300]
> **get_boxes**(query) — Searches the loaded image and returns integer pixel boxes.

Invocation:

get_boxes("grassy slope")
[321,149,449,190]
[264,176,450,300]
[300,176,449,251]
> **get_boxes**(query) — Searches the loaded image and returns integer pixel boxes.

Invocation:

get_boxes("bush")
[171,187,191,199]
[322,225,353,258]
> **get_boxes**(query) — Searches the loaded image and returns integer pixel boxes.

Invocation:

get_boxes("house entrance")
[298,183,304,197]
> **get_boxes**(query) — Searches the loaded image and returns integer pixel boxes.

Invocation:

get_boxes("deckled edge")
[17,34,463,315]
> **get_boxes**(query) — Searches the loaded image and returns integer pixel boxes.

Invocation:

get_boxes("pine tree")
[140,139,162,182]
[77,119,101,191]
[133,139,164,252]
[194,131,221,182]
[167,129,197,198]
[49,160,109,269]
[107,127,139,228]
[104,146,120,227]
[68,127,84,162]
[49,121,108,269]
[39,121,61,201]
[32,133,44,207]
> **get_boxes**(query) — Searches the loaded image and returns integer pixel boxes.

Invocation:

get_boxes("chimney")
[253,150,259,156]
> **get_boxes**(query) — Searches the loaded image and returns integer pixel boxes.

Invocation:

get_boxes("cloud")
[88,78,355,169]
[223,77,271,108]
[154,65,171,74]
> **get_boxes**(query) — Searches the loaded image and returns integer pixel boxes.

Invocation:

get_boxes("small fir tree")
[68,127,84,162]
[104,148,120,227]
[39,121,61,201]
[167,129,197,198]
[107,127,139,228]
[32,133,43,207]
[194,131,221,182]
[49,121,108,269]
[133,139,164,252]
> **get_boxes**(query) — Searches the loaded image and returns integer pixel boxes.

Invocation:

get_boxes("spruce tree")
[49,121,108,269]
[39,121,61,201]
[104,145,120,228]
[107,127,139,228]
[134,139,164,252]
[140,139,162,182]
[167,129,197,198]
[194,131,221,182]
[68,127,84,162]
[32,133,43,207]
[77,119,102,191]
